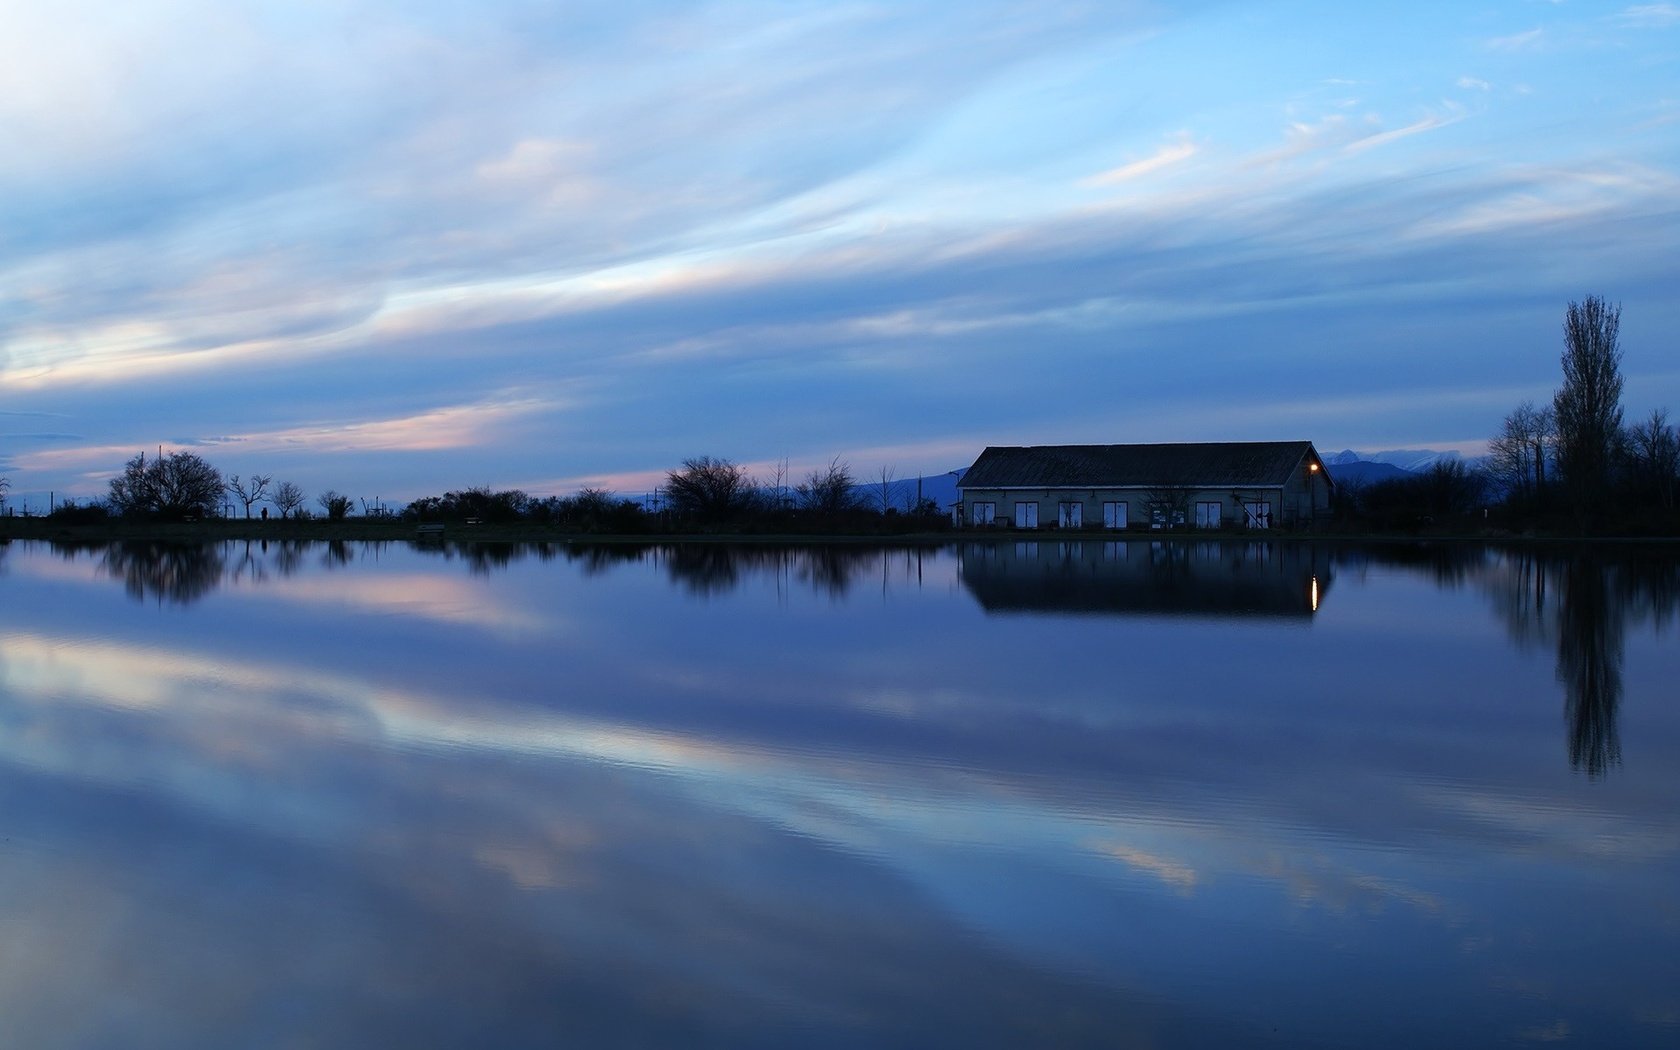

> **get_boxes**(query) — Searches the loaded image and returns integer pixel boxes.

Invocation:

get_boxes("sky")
[2,0,1678,509]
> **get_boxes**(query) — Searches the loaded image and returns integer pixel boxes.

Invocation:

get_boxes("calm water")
[0,538,1676,1049]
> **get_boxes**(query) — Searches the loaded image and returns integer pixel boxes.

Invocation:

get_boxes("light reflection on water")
[0,538,1677,1048]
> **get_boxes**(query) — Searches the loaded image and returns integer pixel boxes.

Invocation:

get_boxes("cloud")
[1092,841,1199,892]
[11,396,558,479]
[3,1,1678,504]
[214,396,561,455]
[1081,134,1198,186]
[1615,4,1680,28]
[1487,28,1546,50]
[1342,105,1466,154]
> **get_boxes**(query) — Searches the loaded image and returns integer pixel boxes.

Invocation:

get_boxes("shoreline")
[3,518,1677,547]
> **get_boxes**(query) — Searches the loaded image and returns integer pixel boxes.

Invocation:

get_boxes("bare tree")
[1625,408,1679,511]
[1489,400,1555,502]
[665,456,756,521]
[1554,295,1624,525]
[764,457,791,513]
[796,457,860,515]
[0,474,9,511]
[872,464,901,514]
[225,473,273,519]
[273,481,306,519]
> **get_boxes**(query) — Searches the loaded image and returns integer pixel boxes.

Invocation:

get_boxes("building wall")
[959,487,1290,529]
[958,449,1335,530]
[1279,459,1334,525]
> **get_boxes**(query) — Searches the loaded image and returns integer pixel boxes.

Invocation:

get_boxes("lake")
[0,537,1676,1048]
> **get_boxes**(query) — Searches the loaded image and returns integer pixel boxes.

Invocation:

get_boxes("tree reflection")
[100,541,227,605]
[1556,559,1622,778]
[564,543,653,576]
[1464,548,1680,780]
[614,543,914,600]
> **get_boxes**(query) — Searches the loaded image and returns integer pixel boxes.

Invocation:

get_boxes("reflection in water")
[100,541,227,605]
[43,538,940,605]
[652,543,912,599]
[26,538,1680,785]
[1558,560,1622,777]
[958,540,1332,618]
[1486,549,1667,780]
[2,539,1679,1047]
[1361,544,1680,780]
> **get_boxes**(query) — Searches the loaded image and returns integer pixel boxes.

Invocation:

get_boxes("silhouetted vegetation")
[225,473,273,519]
[1336,295,1678,537]
[317,490,354,521]
[1340,460,1488,533]
[1554,296,1624,530]
[108,450,225,520]
[665,456,758,523]
[46,500,111,525]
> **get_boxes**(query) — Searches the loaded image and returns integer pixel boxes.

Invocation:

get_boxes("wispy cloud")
[1615,4,1680,28]
[218,397,560,455]
[1343,105,1466,154]
[1487,27,1546,50]
[1081,134,1198,186]
[2,1,1677,504]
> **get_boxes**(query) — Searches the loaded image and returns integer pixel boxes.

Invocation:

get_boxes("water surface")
[0,538,1676,1048]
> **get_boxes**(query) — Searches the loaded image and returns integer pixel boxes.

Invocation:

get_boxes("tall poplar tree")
[1553,296,1623,528]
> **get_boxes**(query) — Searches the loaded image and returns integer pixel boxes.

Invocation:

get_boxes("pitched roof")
[958,441,1323,490]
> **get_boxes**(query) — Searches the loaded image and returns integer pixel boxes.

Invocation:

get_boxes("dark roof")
[958,441,1324,490]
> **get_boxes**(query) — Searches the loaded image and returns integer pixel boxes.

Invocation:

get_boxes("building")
[957,441,1333,530]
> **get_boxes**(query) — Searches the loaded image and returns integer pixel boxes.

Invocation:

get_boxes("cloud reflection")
[1,540,1678,1045]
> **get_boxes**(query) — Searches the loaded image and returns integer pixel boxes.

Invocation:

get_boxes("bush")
[47,500,112,525]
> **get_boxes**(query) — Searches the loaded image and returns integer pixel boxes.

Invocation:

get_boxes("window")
[1102,501,1127,529]
[1150,504,1185,529]
[1058,501,1083,528]
[1241,500,1272,530]
[1014,502,1039,529]
[970,501,996,526]
[1196,501,1222,529]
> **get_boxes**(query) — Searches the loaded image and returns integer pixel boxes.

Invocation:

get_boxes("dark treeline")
[24,450,951,536]
[1336,295,1679,536]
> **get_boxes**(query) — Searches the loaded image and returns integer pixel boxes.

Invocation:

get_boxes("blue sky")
[3,0,1678,508]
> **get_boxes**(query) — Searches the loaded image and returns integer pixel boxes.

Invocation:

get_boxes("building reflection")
[957,540,1331,619]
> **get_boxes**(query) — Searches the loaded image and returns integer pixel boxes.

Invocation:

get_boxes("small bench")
[415,523,446,538]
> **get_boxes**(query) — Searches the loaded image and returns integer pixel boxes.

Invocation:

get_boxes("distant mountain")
[1324,460,1413,487]
[852,468,967,511]
[1326,448,1462,473]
